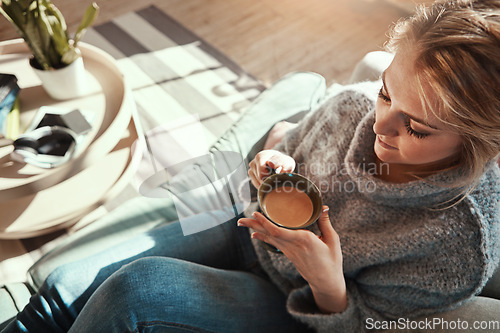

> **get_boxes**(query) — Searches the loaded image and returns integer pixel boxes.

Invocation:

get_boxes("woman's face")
[373,50,462,169]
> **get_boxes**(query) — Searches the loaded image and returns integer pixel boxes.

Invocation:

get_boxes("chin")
[374,145,396,163]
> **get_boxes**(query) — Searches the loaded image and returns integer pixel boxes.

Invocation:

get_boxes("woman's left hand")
[237,206,347,313]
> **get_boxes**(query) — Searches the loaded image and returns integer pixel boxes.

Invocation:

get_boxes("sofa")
[1,51,499,332]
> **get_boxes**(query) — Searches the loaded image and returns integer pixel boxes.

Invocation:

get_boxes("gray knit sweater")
[251,81,500,332]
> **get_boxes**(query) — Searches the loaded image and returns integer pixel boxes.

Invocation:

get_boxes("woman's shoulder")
[462,161,500,290]
[465,161,500,242]
[382,163,500,300]
[467,161,500,216]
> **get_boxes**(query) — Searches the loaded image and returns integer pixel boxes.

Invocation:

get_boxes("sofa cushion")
[28,197,178,289]
[211,71,327,161]
[348,51,394,84]
[481,266,500,300]
[436,296,500,324]
[383,296,500,333]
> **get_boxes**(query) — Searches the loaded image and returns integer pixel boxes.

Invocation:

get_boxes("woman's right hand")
[248,149,296,188]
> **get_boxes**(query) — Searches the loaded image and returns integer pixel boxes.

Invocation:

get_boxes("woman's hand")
[238,206,347,314]
[248,150,296,189]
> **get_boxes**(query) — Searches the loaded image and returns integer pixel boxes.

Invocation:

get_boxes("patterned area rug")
[0,5,265,284]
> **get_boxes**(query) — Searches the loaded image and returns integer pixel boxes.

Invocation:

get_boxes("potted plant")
[0,0,99,100]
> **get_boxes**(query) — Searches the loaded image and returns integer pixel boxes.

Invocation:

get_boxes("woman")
[3,0,499,332]
[243,0,499,329]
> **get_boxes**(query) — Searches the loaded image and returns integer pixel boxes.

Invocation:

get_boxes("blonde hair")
[386,0,500,188]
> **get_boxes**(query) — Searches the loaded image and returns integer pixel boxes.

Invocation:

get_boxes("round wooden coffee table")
[0,39,143,239]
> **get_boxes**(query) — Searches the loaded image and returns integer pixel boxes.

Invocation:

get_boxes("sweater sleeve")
[286,272,473,333]
[287,282,367,333]
[283,202,499,333]
[284,278,440,332]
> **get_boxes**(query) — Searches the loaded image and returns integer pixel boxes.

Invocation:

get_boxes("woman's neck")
[373,155,461,183]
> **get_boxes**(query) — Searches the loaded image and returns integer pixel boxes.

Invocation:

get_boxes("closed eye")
[378,87,390,103]
[404,120,430,139]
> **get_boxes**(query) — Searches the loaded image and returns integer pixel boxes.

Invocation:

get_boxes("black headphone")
[11,126,78,168]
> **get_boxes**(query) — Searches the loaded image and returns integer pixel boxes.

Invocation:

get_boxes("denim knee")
[68,256,310,333]
[70,257,192,332]
[42,261,99,309]
[94,257,177,309]
[5,264,89,333]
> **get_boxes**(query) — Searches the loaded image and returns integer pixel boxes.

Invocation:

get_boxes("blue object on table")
[0,74,20,132]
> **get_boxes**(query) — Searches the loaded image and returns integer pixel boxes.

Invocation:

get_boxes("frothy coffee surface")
[263,186,313,228]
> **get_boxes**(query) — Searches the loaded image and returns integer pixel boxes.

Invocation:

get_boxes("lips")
[377,136,398,150]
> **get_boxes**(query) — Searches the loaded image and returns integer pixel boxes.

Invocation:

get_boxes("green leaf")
[24,8,50,69]
[42,0,67,31]
[9,0,31,12]
[1,0,28,34]
[1,0,93,69]
[73,2,99,45]
[33,1,52,53]
[61,47,80,65]
[43,3,71,62]
[31,0,63,68]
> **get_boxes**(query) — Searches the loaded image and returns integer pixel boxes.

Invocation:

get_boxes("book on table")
[0,73,20,146]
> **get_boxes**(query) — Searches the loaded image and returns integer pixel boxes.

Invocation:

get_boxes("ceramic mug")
[257,172,323,252]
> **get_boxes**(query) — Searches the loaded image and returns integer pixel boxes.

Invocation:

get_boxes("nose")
[373,106,399,137]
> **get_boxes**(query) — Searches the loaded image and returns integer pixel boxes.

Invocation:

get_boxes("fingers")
[238,212,283,249]
[253,153,274,182]
[238,210,337,256]
[239,211,309,250]
[238,212,282,237]
[317,205,338,245]
[248,156,268,188]
[267,156,294,174]
[237,216,264,234]
[239,208,335,244]
[253,211,287,237]
[248,161,262,188]
[249,231,280,250]
[247,150,296,188]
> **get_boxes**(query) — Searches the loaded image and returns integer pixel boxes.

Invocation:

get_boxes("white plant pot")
[31,56,88,100]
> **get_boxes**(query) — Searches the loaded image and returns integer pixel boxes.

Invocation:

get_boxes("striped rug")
[86,6,264,139]
[0,5,265,284]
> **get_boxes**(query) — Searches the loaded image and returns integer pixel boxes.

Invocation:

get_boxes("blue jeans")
[2,212,311,333]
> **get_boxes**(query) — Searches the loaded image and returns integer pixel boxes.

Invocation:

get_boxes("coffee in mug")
[262,186,314,228]
[258,172,323,230]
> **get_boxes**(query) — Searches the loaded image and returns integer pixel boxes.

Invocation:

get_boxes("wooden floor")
[0,0,431,86]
